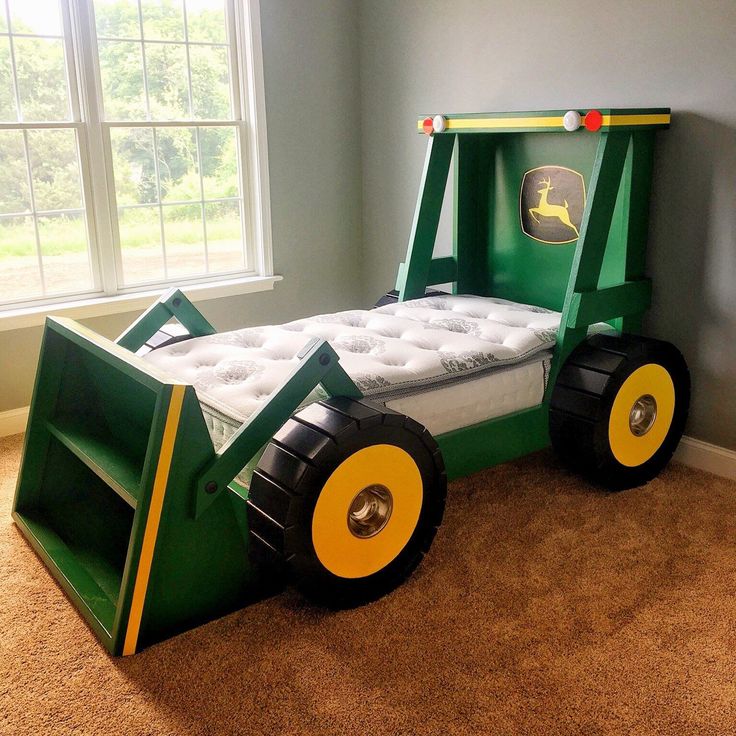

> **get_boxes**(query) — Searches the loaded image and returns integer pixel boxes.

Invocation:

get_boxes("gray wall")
[359,0,736,450]
[0,0,363,413]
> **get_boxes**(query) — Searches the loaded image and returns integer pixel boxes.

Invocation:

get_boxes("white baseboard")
[674,436,736,481]
[0,405,734,482]
[0,406,29,438]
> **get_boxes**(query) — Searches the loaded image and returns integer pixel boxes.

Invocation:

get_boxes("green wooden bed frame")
[12,108,670,654]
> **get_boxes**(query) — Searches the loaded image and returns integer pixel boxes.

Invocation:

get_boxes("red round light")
[584,109,603,132]
[422,117,434,135]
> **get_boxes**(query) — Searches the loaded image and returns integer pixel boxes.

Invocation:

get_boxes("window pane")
[94,0,140,40]
[190,44,230,119]
[98,40,145,120]
[0,216,43,300]
[38,213,93,294]
[157,126,199,202]
[0,130,30,213]
[199,126,238,199]
[27,129,83,212]
[0,38,17,121]
[0,4,7,33]
[119,205,165,284]
[111,127,158,205]
[141,0,185,41]
[205,200,243,273]
[163,203,205,277]
[8,0,62,36]
[14,37,70,121]
[145,42,189,119]
[186,0,226,43]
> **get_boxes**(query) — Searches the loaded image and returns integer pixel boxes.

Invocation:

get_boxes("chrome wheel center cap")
[629,394,657,437]
[347,484,393,538]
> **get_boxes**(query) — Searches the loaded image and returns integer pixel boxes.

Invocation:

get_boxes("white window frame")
[0,0,276,331]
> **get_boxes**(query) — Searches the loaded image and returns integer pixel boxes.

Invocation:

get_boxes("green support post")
[546,131,633,395]
[453,134,493,295]
[612,132,655,333]
[117,288,216,351]
[397,133,455,301]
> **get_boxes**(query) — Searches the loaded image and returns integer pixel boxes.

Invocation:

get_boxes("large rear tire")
[550,333,690,490]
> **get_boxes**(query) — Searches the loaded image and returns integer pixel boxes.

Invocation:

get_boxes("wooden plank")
[117,288,216,352]
[49,317,180,391]
[436,404,550,481]
[545,132,632,399]
[616,131,655,333]
[46,419,140,508]
[567,279,652,329]
[397,134,455,301]
[426,256,458,285]
[13,511,118,646]
[453,134,493,294]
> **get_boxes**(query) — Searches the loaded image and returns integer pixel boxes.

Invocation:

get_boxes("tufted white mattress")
[142,294,583,462]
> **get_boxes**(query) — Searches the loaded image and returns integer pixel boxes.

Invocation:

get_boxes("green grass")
[0,215,241,258]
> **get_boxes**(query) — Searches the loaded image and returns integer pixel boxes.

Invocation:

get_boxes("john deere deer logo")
[520,166,586,244]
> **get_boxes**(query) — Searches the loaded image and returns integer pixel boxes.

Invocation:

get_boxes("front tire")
[247,397,446,607]
[550,333,690,490]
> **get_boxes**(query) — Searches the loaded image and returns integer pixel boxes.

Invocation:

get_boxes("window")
[0,0,271,312]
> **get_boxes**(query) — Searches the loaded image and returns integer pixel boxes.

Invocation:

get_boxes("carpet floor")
[1,432,735,736]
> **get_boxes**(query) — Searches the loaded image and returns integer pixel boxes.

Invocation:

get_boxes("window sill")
[0,274,283,333]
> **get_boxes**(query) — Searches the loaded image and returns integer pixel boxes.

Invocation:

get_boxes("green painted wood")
[110,383,178,655]
[134,386,275,652]
[545,132,633,398]
[426,256,458,285]
[395,259,458,291]
[49,317,175,391]
[453,134,493,295]
[46,418,141,508]
[436,404,550,481]
[12,512,117,646]
[13,322,69,514]
[162,289,216,336]
[397,134,455,301]
[418,109,671,135]
[612,132,655,333]
[567,279,652,329]
[14,430,137,651]
[320,361,364,399]
[195,339,360,517]
[116,302,173,352]
[117,288,215,352]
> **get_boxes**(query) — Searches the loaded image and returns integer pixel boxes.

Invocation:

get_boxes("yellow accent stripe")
[122,384,185,656]
[417,113,670,131]
[601,113,670,126]
[448,116,564,129]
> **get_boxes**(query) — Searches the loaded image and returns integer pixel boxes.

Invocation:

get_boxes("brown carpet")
[2,432,736,736]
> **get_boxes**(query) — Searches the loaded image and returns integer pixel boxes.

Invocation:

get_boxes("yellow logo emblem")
[520,166,586,244]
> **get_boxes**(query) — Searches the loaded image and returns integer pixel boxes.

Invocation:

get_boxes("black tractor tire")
[550,333,690,491]
[247,397,446,607]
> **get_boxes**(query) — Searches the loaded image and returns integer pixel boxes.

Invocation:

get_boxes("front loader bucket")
[12,317,270,655]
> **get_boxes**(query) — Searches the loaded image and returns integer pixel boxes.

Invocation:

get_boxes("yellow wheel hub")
[608,363,675,467]
[311,444,423,579]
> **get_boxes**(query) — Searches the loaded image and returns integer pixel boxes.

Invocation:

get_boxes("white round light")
[563,110,582,132]
[432,115,447,133]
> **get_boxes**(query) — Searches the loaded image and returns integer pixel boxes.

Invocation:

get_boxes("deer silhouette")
[528,176,579,238]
